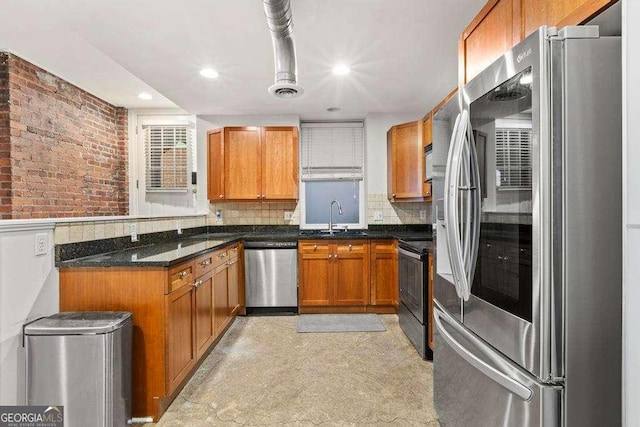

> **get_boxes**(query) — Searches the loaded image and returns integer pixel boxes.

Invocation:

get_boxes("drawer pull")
[218,253,226,259]
[228,260,235,266]
[348,244,352,251]
[200,260,211,266]
[193,280,203,288]
[179,271,188,279]
[313,244,317,250]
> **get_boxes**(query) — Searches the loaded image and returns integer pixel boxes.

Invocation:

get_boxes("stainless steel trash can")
[25,311,133,427]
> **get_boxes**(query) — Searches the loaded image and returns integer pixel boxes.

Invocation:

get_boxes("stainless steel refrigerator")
[432,26,621,426]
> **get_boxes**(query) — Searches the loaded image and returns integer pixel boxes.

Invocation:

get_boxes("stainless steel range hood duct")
[262,0,304,98]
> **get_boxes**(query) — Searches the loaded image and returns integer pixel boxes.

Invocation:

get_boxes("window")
[143,125,192,192]
[495,127,532,190]
[300,121,366,229]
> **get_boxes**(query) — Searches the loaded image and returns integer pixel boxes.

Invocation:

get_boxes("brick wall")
[0,52,128,219]
[0,55,10,218]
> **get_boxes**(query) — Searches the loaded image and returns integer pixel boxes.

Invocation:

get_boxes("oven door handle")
[397,247,423,260]
[433,308,533,401]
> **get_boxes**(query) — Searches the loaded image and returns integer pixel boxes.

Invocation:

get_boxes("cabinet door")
[522,0,616,38]
[422,115,432,200]
[298,241,332,306]
[165,284,196,394]
[370,240,398,306]
[262,127,299,200]
[334,241,370,306]
[213,262,229,337]
[227,257,240,316]
[207,129,225,201]
[461,0,520,84]
[389,121,423,199]
[224,127,262,200]
[194,272,214,359]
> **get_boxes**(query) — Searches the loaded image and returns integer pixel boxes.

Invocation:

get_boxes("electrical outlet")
[419,210,427,220]
[373,211,383,221]
[130,224,138,242]
[284,211,293,221]
[35,233,48,256]
[215,209,223,221]
[176,220,183,235]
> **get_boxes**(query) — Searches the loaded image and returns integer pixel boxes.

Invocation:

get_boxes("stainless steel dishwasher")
[244,241,298,314]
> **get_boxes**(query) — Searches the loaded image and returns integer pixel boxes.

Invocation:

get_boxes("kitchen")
[0,0,638,426]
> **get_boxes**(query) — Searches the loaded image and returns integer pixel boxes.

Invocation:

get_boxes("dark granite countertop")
[57,225,432,269]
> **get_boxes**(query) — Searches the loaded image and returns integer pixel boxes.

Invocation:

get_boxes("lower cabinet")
[298,239,397,313]
[58,241,244,422]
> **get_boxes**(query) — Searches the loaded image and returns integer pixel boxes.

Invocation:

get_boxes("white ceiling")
[0,0,485,118]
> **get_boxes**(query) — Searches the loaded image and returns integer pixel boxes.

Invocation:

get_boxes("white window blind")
[144,125,191,191]
[495,127,532,190]
[300,121,364,180]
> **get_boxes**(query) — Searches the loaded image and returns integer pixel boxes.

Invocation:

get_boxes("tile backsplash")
[54,216,207,244]
[207,193,432,227]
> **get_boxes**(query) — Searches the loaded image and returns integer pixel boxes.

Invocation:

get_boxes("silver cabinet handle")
[433,308,533,401]
[179,271,188,279]
[397,247,422,260]
[193,280,203,288]
[219,194,224,199]
[200,260,211,266]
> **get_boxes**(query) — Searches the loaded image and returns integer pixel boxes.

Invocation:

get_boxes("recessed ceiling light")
[200,68,219,79]
[332,64,351,76]
[138,92,153,100]
[327,107,341,112]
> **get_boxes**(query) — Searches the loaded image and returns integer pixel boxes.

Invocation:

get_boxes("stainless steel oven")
[397,240,432,360]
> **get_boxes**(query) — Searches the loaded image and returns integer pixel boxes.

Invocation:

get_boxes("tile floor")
[148,315,438,426]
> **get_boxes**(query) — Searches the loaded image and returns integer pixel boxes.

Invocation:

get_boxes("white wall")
[623,0,639,424]
[364,112,424,194]
[0,223,57,405]
[198,114,300,128]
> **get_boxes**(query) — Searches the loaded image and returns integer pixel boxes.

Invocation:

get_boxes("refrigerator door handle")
[464,112,482,299]
[433,308,533,401]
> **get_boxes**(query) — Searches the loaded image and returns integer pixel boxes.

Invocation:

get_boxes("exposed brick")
[1,53,129,218]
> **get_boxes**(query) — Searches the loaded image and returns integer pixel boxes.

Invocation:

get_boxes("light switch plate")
[373,211,383,221]
[35,233,48,256]
[284,211,293,220]
[130,224,138,242]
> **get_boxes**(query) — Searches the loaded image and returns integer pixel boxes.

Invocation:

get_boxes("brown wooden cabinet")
[422,114,433,200]
[460,0,618,84]
[59,242,243,422]
[370,240,398,307]
[166,278,196,394]
[298,240,370,311]
[387,121,426,201]
[207,129,225,201]
[522,0,618,38]
[459,0,521,84]
[207,126,299,202]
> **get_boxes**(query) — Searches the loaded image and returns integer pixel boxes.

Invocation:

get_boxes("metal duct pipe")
[262,0,304,98]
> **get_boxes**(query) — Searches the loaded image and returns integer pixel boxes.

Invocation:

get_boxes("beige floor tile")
[147,315,438,426]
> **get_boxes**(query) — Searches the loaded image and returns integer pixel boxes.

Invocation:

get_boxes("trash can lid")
[24,311,133,335]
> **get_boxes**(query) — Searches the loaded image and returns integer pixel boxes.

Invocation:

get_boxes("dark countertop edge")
[56,225,432,268]
[58,236,244,269]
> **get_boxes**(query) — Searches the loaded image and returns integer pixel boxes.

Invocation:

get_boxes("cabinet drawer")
[299,241,330,254]
[228,244,239,261]
[194,253,215,277]
[169,261,194,293]
[371,240,396,254]
[336,241,368,255]
[212,248,229,268]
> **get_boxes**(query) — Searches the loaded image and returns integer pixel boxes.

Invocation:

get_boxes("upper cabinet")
[207,126,299,201]
[522,0,618,37]
[460,0,521,84]
[422,113,433,200]
[387,120,429,201]
[460,0,618,84]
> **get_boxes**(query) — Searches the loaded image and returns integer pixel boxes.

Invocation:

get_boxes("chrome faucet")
[329,199,344,235]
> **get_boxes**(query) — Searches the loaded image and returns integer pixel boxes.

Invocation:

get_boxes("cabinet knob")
[313,244,317,250]
[348,244,352,251]
[392,193,396,198]
[262,195,266,199]
[220,195,224,199]
[257,195,261,199]
[200,260,210,266]
[179,271,188,278]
